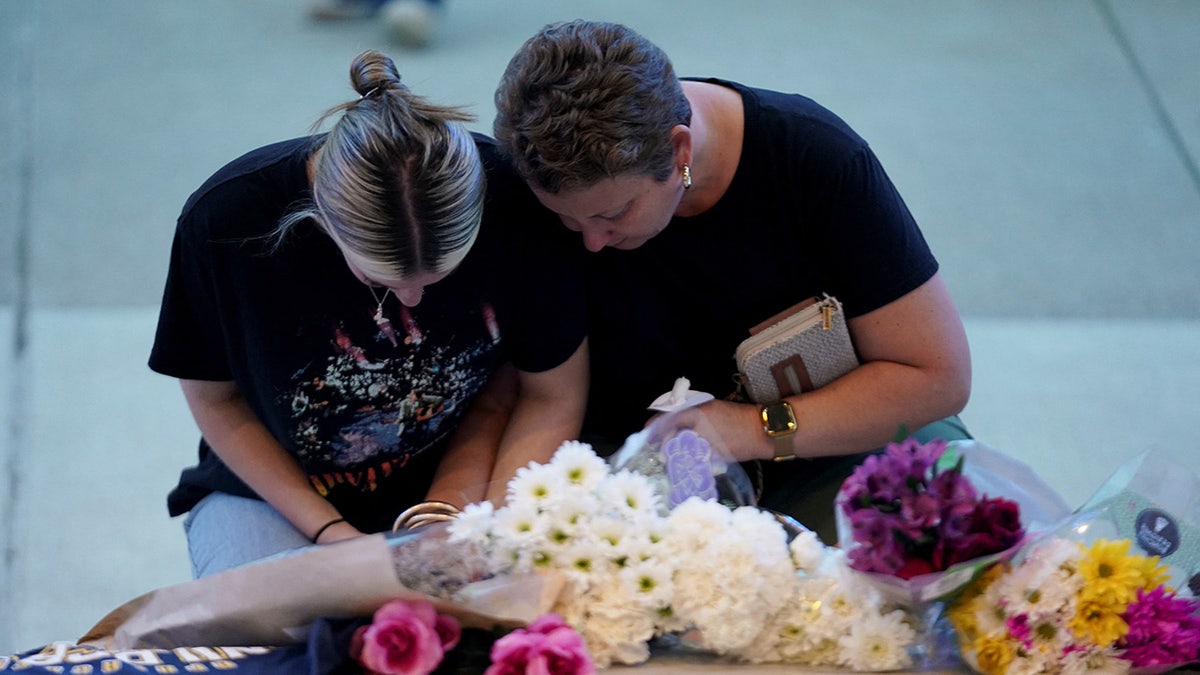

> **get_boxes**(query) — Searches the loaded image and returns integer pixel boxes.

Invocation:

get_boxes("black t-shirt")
[151,134,585,532]
[582,79,938,446]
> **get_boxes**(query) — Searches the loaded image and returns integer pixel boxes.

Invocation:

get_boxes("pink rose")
[353,599,461,675]
[485,614,595,675]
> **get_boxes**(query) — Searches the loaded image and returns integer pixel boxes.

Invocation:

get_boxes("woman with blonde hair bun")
[152,50,587,577]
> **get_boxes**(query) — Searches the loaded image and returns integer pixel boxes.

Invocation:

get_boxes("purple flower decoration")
[662,429,717,508]
[846,507,906,573]
[1121,586,1200,667]
[838,438,1025,579]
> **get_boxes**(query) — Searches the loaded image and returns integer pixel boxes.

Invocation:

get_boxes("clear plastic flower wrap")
[386,525,493,598]
[81,525,564,650]
[948,448,1200,674]
[607,378,756,513]
[1073,448,1200,595]
[835,439,1071,607]
[833,438,1072,669]
[448,440,937,670]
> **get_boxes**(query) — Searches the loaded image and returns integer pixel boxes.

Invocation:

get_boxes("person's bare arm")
[179,379,362,543]
[688,274,971,461]
[423,363,519,508]
[484,339,589,504]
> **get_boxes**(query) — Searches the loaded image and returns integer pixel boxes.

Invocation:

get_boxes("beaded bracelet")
[311,517,347,543]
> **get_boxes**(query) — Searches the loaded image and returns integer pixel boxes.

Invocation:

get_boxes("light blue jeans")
[182,492,312,578]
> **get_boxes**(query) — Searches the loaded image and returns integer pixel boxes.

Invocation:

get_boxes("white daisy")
[489,502,547,568]
[1008,650,1057,675]
[596,469,661,516]
[618,557,674,609]
[546,488,603,534]
[1058,645,1127,675]
[445,500,494,544]
[549,440,609,490]
[836,609,915,671]
[506,460,567,508]
[590,513,633,550]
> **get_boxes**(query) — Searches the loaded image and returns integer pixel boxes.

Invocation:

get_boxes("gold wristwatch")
[760,400,797,461]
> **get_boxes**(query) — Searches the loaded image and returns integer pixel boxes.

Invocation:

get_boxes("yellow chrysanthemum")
[1077,539,1146,606]
[1076,582,1127,615]
[967,563,1006,599]
[1068,597,1129,646]
[947,603,980,641]
[972,634,1016,675]
[949,563,1006,639]
[1131,553,1170,590]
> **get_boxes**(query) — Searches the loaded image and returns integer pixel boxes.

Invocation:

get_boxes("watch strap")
[771,434,796,461]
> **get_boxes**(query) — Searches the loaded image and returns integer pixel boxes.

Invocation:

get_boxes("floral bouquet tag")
[609,377,755,512]
[1075,448,1200,596]
[647,376,714,413]
[661,428,718,507]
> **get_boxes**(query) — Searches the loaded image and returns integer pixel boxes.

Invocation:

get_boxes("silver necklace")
[368,286,399,346]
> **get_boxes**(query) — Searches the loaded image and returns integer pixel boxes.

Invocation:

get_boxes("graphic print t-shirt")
[151,135,584,531]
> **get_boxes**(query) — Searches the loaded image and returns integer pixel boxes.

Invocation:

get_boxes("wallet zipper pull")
[821,302,833,331]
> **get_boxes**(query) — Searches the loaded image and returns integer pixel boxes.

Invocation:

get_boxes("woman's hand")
[180,379,358,545]
[645,399,766,462]
[483,339,589,504]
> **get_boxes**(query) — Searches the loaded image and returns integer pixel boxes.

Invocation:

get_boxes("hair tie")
[311,517,346,543]
[360,86,382,100]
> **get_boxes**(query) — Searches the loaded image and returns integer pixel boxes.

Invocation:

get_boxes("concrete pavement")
[2,0,1198,652]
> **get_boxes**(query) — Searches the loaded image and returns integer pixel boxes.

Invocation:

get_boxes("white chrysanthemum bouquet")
[448,439,920,669]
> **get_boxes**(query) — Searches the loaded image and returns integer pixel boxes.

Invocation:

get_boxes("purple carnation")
[838,438,1025,578]
[899,492,943,532]
[846,507,907,574]
[936,498,1024,568]
[889,436,947,481]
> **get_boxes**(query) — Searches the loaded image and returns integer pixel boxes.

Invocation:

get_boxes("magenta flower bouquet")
[351,600,594,675]
[836,438,1028,603]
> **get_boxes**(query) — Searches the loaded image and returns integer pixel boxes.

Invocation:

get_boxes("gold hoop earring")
[682,164,692,191]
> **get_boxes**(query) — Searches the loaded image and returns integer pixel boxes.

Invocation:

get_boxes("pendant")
[374,307,399,347]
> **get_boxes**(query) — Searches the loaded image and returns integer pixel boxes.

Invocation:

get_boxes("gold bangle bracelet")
[402,512,459,531]
[392,500,461,532]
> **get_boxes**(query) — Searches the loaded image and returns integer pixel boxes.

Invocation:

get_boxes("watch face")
[763,403,796,434]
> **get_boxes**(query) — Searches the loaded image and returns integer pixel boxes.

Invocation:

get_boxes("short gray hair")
[493,20,691,194]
